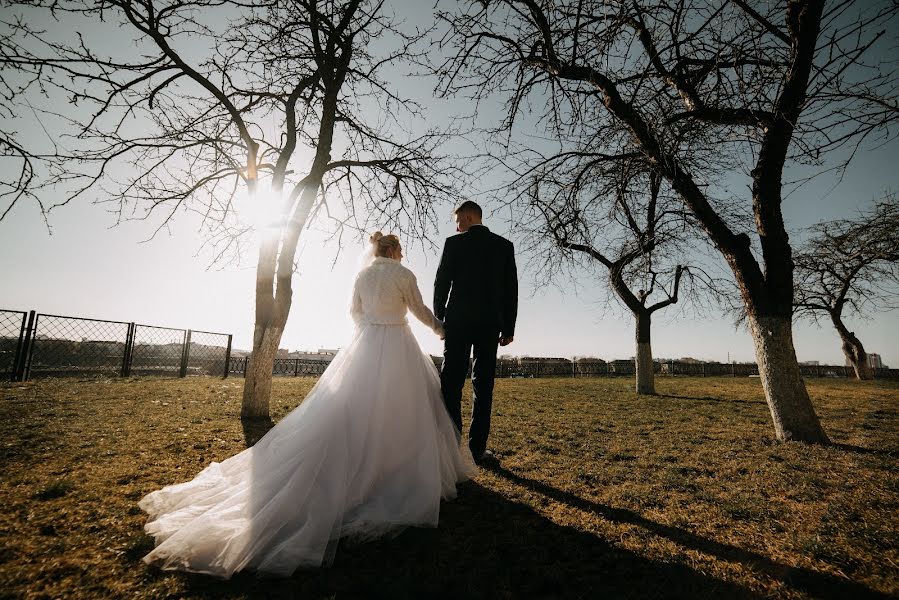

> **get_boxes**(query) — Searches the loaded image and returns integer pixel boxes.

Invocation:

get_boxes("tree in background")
[520,154,725,395]
[0,11,46,221]
[2,0,458,419]
[795,194,899,379]
[437,0,899,443]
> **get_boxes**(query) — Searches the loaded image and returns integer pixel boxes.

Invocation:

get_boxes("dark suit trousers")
[440,325,499,457]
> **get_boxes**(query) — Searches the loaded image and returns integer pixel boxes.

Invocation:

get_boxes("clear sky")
[1,1,898,367]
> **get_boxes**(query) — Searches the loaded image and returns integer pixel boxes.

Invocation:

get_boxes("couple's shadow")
[172,477,760,599]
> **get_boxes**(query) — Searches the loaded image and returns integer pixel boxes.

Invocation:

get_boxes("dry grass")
[0,375,896,599]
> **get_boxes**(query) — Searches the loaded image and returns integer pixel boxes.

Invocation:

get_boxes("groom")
[434,200,518,465]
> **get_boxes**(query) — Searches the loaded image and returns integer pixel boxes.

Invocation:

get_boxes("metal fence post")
[223,334,232,379]
[179,329,192,378]
[21,311,37,381]
[121,322,135,377]
[294,358,300,377]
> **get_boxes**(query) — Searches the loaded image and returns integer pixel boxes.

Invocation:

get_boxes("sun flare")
[235,184,287,242]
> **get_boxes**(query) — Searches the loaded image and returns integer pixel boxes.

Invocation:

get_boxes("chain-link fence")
[130,325,186,376]
[26,313,131,378]
[187,331,232,377]
[2,310,232,381]
[0,310,28,380]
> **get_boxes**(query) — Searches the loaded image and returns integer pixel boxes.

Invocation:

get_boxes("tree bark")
[241,229,288,419]
[830,312,874,380]
[634,310,655,395]
[747,314,829,443]
[241,322,284,419]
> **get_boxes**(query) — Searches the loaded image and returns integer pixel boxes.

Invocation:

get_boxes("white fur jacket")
[350,257,444,336]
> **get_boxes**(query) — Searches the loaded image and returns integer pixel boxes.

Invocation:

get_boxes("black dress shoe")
[473,449,496,466]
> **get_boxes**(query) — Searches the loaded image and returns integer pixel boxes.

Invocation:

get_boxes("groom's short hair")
[454,200,482,218]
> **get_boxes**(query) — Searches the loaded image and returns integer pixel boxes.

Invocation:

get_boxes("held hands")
[499,335,514,347]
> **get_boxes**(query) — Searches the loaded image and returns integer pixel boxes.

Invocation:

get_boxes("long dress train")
[139,256,476,578]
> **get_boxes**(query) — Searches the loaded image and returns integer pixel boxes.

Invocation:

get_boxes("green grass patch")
[0,376,896,599]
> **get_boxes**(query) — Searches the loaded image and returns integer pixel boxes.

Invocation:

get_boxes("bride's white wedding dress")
[139,256,476,578]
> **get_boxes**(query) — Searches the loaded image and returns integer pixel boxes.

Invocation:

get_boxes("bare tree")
[0,14,47,221]
[795,193,899,379]
[519,154,722,394]
[437,0,899,443]
[3,0,458,419]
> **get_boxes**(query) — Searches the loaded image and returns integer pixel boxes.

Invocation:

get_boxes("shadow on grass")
[655,393,764,406]
[144,482,762,599]
[487,465,890,600]
[240,417,275,448]
[830,442,897,458]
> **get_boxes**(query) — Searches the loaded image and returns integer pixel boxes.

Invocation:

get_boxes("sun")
[235,183,286,242]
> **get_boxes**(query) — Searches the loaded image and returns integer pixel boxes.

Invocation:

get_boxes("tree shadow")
[163,481,762,599]
[240,417,275,448]
[485,464,890,600]
[655,393,763,406]
[830,442,897,458]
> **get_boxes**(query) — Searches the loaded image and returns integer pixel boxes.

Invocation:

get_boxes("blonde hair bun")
[369,231,401,258]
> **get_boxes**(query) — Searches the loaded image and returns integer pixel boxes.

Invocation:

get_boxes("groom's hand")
[499,335,514,346]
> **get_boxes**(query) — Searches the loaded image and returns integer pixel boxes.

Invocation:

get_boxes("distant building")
[799,360,820,366]
[574,357,607,375]
[608,359,635,374]
[287,348,339,362]
[844,353,884,369]
[519,356,570,364]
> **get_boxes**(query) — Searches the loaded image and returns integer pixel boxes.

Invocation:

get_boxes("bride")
[139,232,476,578]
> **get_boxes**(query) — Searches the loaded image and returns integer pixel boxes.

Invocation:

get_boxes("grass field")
[0,375,896,599]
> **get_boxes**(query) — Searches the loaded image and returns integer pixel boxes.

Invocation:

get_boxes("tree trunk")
[842,338,874,381]
[237,35,350,419]
[241,322,284,419]
[240,182,319,419]
[634,310,655,395]
[747,314,829,443]
[831,313,874,380]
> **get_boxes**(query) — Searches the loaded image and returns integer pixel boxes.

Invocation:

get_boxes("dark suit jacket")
[434,225,518,336]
